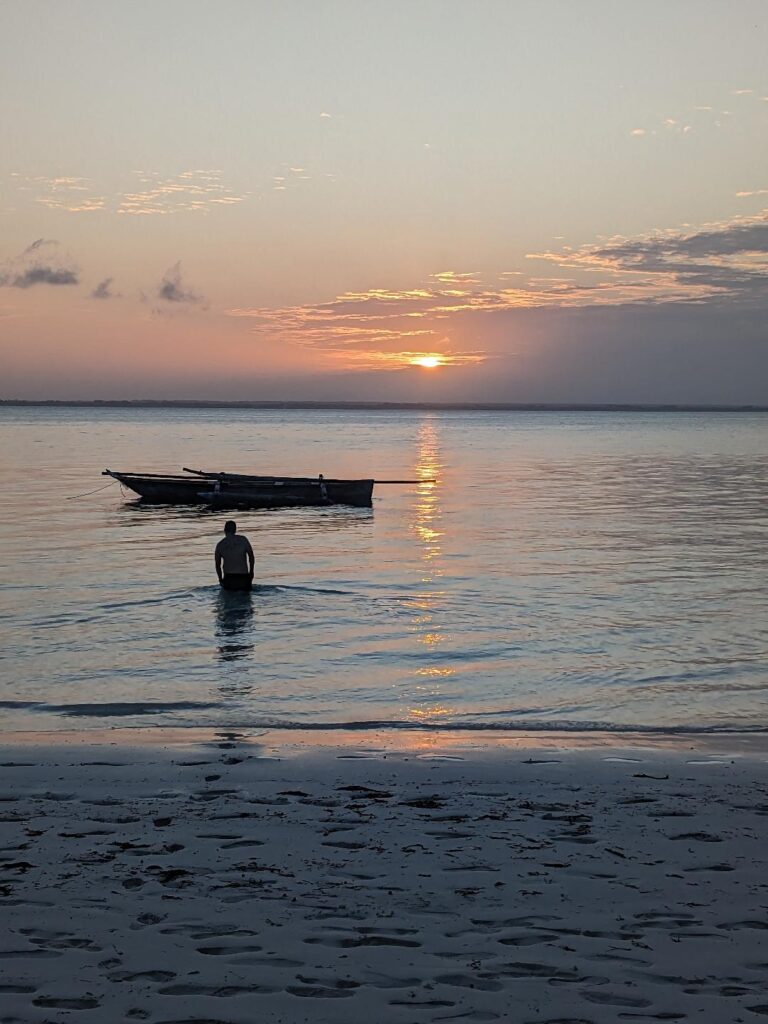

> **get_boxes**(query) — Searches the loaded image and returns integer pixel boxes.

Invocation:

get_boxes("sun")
[411,355,442,369]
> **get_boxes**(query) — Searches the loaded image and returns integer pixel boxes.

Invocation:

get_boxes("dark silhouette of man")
[215,520,254,592]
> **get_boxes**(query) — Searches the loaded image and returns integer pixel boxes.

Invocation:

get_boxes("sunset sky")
[1,0,766,403]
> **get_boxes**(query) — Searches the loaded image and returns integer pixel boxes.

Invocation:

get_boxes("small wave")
[26,582,374,629]
[28,588,208,628]
[100,590,205,612]
[268,584,356,596]
[57,716,767,735]
[38,700,222,718]
[236,719,768,735]
[7,700,766,733]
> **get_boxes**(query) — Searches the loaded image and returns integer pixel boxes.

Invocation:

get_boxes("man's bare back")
[215,521,254,591]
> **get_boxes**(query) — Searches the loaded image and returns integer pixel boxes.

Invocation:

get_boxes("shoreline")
[2,724,768,759]
[1,737,766,1022]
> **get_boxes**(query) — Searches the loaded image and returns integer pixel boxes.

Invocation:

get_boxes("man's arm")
[214,542,223,583]
[244,538,254,578]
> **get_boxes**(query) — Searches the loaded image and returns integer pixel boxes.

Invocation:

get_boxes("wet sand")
[1,735,767,1023]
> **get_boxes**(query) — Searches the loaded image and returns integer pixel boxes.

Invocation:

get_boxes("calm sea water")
[0,406,766,737]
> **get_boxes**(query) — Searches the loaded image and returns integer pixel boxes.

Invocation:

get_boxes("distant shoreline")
[2,399,767,412]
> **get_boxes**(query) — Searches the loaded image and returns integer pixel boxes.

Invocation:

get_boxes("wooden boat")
[103,468,375,508]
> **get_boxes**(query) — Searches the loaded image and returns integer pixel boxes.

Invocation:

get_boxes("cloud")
[10,266,79,288]
[323,349,487,371]
[229,213,768,347]
[157,262,204,305]
[221,207,768,375]
[225,283,491,367]
[633,87,764,141]
[118,169,245,216]
[11,167,326,216]
[431,271,481,285]
[91,277,117,299]
[19,176,106,213]
[0,239,79,289]
[530,212,768,304]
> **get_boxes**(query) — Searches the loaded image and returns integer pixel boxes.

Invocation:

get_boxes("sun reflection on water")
[406,417,457,722]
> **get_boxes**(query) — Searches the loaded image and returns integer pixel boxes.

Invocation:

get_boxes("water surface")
[1,407,766,737]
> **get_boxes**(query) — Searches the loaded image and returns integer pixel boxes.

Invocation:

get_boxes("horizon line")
[2,399,767,413]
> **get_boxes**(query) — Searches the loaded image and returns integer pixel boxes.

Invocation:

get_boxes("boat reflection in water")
[214,589,255,664]
[115,499,374,533]
[406,417,457,731]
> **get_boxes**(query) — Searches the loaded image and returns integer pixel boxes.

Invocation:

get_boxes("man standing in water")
[215,520,255,592]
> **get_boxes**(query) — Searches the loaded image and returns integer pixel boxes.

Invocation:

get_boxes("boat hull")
[105,472,374,508]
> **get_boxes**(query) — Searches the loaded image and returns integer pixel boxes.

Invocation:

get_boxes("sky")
[1,0,766,403]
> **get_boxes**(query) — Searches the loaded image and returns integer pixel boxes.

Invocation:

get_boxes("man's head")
[224,520,237,535]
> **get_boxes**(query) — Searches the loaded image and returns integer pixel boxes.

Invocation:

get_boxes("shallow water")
[0,406,766,736]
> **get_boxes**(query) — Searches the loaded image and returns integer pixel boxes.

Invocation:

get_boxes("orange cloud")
[221,208,768,373]
[27,176,105,213]
[323,349,487,371]
[13,170,245,216]
[117,170,245,215]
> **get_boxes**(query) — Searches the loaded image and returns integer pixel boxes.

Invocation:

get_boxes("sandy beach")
[1,733,767,1023]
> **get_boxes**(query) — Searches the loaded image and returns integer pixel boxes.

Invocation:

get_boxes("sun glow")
[411,355,442,368]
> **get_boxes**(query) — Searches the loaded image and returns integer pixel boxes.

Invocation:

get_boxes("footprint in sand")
[669,831,722,842]
[497,933,559,946]
[287,985,355,998]
[389,998,456,1008]
[443,864,500,873]
[522,1020,593,1024]
[580,990,651,1008]
[525,1019,594,1024]
[186,928,260,940]
[293,974,360,995]
[0,949,62,959]
[33,996,101,1009]
[357,926,418,936]
[617,1015,686,1021]
[158,983,277,996]
[153,1018,239,1024]
[197,944,263,956]
[321,840,367,850]
[231,954,302,967]
[634,911,700,929]
[684,862,734,872]
[434,973,503,991]
[497,962,590,982]
[33,936,101,950]
[108,970,177,983]
[304,934,421,948]
[434,1013,501,1022]
[359,972,423,989]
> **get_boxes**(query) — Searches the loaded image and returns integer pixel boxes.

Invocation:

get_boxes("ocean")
[1,405,766,738]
